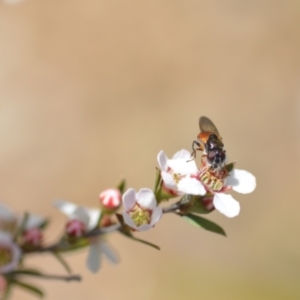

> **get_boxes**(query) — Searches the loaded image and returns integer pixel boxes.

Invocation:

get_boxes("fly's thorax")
[204,134,226,169]
[206,134,224,150]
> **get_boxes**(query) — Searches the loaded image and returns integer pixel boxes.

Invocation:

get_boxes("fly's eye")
[220,152,225,161]
[217,152,226,162]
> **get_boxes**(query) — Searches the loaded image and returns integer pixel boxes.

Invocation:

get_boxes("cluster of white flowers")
[121,149,256,232]
[0,149,256,277]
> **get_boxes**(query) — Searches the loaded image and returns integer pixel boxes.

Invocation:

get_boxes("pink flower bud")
[0,275,7,293]
[23,228,43,246]
[99,189,121,212]
[66,219,86,237]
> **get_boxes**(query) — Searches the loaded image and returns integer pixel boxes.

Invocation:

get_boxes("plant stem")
[162,203,181,213]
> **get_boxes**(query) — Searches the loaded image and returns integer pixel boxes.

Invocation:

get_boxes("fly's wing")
[199,116,221,138]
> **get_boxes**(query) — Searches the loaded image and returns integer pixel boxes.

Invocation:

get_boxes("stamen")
[129,204,151,226]
[0,247,12,267]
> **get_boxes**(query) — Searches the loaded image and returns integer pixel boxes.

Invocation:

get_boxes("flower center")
[0,247,12,267]
[0,221,17,235]
[199,167,227,192]
[129,204,151,227]
[172,172,182,184]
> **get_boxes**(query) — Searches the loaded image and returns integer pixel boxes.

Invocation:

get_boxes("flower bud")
[66,219,86,237]
[22,228,43,246]
[99,189,121,214]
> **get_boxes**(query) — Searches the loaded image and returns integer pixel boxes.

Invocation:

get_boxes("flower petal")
[172,149,191,160]
[150,206,163,226]
[86,242,101,273]
[133,224,153,231]
[100,240,119,264]
[161,171,178,191]
[71,207,90,228]
[122,188,137,211]
[53,200,78,216]
[177,177,206,195]
[167,159,198,175]
[213,193,240,218]
[0,230,21,273]
[157,150,168,171]
[122,211,138,229]
[136,189,156,209]
[0,204,16,222]
[24,214,45,230]
[86,209,101,231]
[226,169,256,194]
[0,230,12,241]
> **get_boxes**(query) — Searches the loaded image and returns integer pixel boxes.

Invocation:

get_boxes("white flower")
[199,166,256,218]
[122,188,162,231]
[0,231,21,274]
[54,200,118,273]
[157,150,206,196]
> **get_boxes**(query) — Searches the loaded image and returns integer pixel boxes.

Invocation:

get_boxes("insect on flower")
[191,116,226,170]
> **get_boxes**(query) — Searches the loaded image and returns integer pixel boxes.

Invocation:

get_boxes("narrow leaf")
[116,214,160,250]
[39,219,49,230]
[51,252,72,274]
[117,179,126,194]
[11,279,44,298]
[180,213,226,236]
[8,269,42,277]
[154,167,162,194]
[126,235,160,250]
[13,212,29,241]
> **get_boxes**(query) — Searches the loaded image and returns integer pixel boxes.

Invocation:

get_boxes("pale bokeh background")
[0,1,300,299]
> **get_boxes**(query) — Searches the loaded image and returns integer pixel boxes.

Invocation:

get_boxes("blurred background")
[0,0,300,299]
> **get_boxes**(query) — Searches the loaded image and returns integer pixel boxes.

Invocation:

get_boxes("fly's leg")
[188,140,203,161]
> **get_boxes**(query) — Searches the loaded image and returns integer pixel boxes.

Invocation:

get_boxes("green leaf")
[154,167,162,194]
[13,212,29,242]
[225,162,235,173]
[116,214,160,250]
[179,195,212,214]
[11,279,44,298]
[117,179,126,194]
[181,213,226,236]
[39,219,49,230]
[127,235,160,250]
[51,252,72,274]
